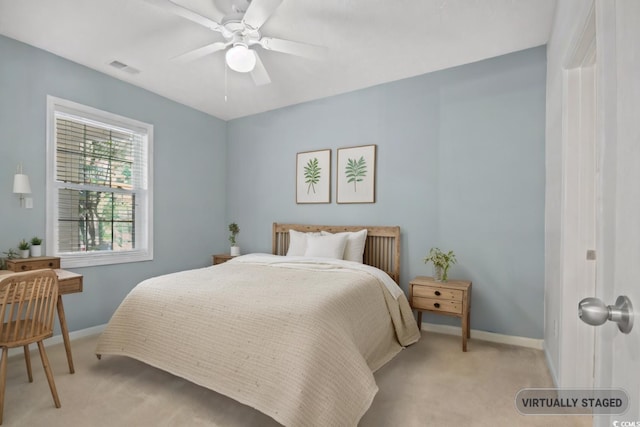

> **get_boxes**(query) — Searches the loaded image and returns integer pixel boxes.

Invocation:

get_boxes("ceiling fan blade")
[172,42,229,63]
[145,0,222,32]
[258,37,327,60]
[250,52,271,86]
[241,0,283,30]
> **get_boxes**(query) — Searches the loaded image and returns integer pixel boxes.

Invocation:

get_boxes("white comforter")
[95,254,420,426]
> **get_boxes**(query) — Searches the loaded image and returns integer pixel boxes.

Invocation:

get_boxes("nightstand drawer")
[412,285,462,301]
[412,296,462,315]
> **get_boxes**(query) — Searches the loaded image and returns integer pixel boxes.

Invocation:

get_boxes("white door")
[591,1,640,425]
[562,4,598,391]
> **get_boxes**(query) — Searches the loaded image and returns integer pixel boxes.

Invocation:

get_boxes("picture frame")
[296,149,331,204]
[337,144,376,204]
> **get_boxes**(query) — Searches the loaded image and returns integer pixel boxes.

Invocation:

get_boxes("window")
[46,96,153,267]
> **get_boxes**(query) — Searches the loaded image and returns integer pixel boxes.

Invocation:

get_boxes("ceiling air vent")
[109,60,140,75]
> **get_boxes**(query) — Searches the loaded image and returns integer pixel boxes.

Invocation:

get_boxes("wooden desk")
[0,267,82,373]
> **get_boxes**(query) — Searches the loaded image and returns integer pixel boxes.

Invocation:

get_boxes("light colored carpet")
[2,332,590,426]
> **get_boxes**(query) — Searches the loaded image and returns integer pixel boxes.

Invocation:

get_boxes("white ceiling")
[0,0,556,121]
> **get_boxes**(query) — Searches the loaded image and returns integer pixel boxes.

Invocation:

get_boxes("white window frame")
[46,96,153,268]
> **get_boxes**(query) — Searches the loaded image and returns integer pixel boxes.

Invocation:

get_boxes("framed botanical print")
[337,144,376,204]
[296,149,331,203]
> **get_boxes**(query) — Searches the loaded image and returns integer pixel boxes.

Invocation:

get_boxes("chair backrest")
[0,270,59,348]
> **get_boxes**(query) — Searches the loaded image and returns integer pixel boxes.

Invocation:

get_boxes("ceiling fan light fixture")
[225,44,256,73]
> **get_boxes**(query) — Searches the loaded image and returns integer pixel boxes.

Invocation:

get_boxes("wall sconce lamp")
[13,163,32,208]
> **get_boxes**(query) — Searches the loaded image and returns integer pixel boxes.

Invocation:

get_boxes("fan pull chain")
[224,62,228,102]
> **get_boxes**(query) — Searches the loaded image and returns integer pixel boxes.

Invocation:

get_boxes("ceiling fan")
[146,0,327,86]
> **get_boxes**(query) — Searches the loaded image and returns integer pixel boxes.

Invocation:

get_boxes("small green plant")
[423,247,456,282]
[31,236,43,246]
[18,239,30,250]
[1,248,20,270]
[228,223,240,246]
[3,249,19,260]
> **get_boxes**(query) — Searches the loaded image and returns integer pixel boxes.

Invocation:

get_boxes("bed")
[95,223,420,426]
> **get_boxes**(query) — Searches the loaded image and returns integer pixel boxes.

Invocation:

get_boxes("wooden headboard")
[272,223,401,284]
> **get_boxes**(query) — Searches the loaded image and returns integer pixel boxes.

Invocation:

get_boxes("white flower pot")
[20,249,30,259]
[230,246,240,256]
[30,245,42,257]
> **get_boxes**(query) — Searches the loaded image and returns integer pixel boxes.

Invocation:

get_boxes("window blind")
[54,112,148,253]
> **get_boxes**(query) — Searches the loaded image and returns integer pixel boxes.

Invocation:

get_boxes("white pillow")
[304,233,349,259]
[286,230,321,256]
[321,229,368,263]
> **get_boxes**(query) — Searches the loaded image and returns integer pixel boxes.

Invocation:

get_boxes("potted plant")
[18,239,31,259]
[30,236,43,257]
[423,247,456,282]
[1,249,18,270]
[228,223,240,256]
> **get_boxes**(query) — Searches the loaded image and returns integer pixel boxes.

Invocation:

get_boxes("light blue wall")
[1,35,546,339]
[0,35,228,331]
[227,46,547,339]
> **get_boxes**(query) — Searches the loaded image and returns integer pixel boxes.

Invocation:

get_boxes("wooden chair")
[0,270,61,424]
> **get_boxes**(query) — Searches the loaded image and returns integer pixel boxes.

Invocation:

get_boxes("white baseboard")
[8,323,107,358]
[10,322,543,361]
[53,323,107,344]
[421,322,544,350]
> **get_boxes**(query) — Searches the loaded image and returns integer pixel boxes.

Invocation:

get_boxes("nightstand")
[212,254,236,265]
[409,276,472,351]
